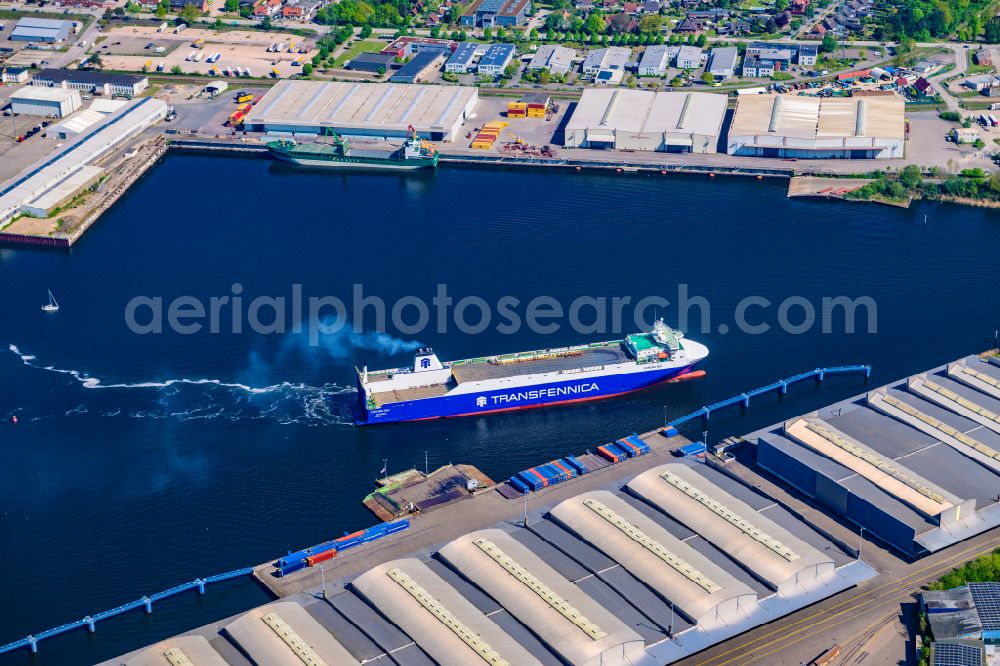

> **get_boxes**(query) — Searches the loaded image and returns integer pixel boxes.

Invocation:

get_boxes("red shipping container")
[306,549,337,566]
[526,468,548,487]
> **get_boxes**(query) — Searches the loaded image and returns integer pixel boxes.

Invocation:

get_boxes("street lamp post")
[319,563,327,599]
[858,526,865,561]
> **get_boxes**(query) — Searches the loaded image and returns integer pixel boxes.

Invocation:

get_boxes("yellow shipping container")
[471,142,494,150]
[508,102,527,110]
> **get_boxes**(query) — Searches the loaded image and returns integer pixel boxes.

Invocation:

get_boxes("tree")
[179,2,201,25]
[88,53,103,68]
[702,70,715,85]
[302,63,313,76]
[820,32,837,53]
[171,64,183,74]
[696,33,707,47]
[360,25,373,38]
[224,0,238,11]
[638,14,661,33]
[986,18,1000,43]
[899,165,922,189]
[585,13,605,34]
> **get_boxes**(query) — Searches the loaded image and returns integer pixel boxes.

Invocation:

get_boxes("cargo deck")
[450,344,632,383]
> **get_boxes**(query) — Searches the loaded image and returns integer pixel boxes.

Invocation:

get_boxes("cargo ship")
[355,319,708,425]
[267,125,438,170]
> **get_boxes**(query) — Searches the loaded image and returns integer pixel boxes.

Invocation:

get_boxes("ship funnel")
[414,348,443,372]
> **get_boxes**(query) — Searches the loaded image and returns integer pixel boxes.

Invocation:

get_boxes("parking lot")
[93,25,315,79]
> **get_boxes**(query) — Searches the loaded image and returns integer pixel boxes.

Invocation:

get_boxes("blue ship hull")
[354,363,696,425]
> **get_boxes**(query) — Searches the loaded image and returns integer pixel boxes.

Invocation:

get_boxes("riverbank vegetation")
[845,165,1000,205]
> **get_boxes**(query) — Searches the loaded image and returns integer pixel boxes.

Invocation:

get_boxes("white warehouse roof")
[549,490,759,626]
[223,601,361,666]
[351,558,543,666]
[438,528,645,666]
[627,464,835,591]
[729,95,905,142]
[244,80,478,138]
[566,89,727,141]
[121,635,229,666]
[11,87,80,104]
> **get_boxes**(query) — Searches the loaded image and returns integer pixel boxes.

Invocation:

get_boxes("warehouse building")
[2,68,29,84]
[224,601,361,665]
[31,69,149,98]
[549,490,759,627]
[445,42,484,73]
[243,81,479,142]
[628,463,836,593]
[583,46,630,78]
[708,46,738,80]
[10,17,73,42]
[120,635,229,666]
[0,97,167,224]
[746,355,1000,558]
[727,95,905,158]
[352,558,543,666]
[10,87,81,118]
[438,528,646,666]
[459,0,531,27]
[477,43,515,77]
[675,45,703,70]
[528,44,575,76]
[106,446,875,666]
[564,88,726,153]
[389,48,447,83]
[345,52,396,74]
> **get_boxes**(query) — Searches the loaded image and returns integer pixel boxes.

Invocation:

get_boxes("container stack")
[507,100,546,119]
[274,519,410,577]
[470,121,507,149]
[509,456,587,494]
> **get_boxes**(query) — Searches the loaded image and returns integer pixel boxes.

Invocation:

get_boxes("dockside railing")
[0,567,253,655]
[667,365,872,429]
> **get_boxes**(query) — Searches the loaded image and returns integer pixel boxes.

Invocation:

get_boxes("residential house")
[253,0,281,17]
[674,16,703,32]
[798,44,817,66]
[974,49,992,66]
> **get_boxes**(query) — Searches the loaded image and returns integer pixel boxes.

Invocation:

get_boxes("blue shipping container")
[510,476,530,493]
[677,441,707,457]
[552,460,576,478]
[277,561,306,577]
[517,472,544,491]
[563,455,587,476]
[537,465,563,483]
[336,537,363,551]
[386,519,410,533]
[626,434,650,453]
[607,442,632,458]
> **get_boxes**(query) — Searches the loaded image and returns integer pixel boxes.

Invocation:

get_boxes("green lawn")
[332,39,386,68]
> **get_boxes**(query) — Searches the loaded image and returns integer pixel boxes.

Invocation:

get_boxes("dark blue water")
[1,154,998,665]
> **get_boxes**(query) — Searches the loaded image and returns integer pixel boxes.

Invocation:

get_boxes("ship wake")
[7,344,357,426]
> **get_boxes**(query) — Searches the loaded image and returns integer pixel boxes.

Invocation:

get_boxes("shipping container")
[605,442,637,459]
[536,465,563,483]
[597,445,621,463]
[306,549,337,566]
[563,455,587,476]
[510,476,530,493]
[277,560,306,576]
[524,467,548,487]
[386,519,409,534]
[616,439,642,457]
[517,472,544,491]
[677,441,707,457]
[625,434,650,453]
[550,459,576,479]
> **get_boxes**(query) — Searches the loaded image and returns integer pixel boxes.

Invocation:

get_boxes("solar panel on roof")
[932,641,985,666]
[969,583,1000,631]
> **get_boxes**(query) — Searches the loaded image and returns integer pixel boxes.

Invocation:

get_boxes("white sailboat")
[41,290,59,312]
